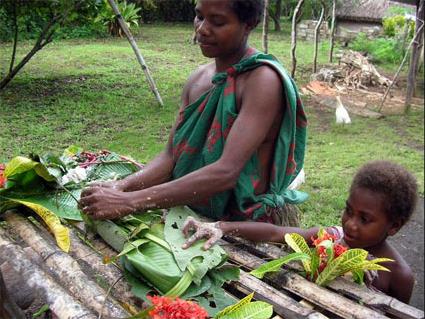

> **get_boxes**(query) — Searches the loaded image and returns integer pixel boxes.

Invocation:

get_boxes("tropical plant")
[250,229,394,287]
[95,0,141,37]
[0,147,240,317]
[0,146,139,251]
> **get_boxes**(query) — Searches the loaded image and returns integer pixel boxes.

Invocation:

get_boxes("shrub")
[383,15,415,38]
[349,32,405,65]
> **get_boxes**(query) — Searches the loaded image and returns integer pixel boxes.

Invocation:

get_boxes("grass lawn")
[0,23,423,228]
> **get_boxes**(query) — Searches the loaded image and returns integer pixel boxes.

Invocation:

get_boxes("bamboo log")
[68,226,142,313]
[3,211,130,318]
[225,237,424,319]
[220,239,391,319]
[231,270,329,319]
[0,228,96,319]
[262,0,270,54]
[106,0,164,107]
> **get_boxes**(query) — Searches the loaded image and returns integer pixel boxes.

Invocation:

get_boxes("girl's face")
[194,0,251,60]
[341,187,401,249]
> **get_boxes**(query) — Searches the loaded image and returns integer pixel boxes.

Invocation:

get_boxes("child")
[182,161,418,304]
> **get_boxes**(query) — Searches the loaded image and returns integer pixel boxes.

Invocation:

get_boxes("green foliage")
[383,15,415,38]
[251,230,393,287]
[349,33,404,64]
[214,293,273,319]
[95,0,141,36]
[0,0,102,41]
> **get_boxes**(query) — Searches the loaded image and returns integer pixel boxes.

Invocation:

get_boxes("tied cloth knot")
[212,66,238,85]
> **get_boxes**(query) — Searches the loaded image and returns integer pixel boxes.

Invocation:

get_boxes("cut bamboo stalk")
[0,228,97,319]
[106,0,164,107]
[230,270,329,319]
[3,211,130,318]
[226,237,424,319]
[68,227,142,313]
[220,239,390,319]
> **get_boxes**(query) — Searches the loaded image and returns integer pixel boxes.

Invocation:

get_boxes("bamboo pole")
[379,22,425,112]
[262,0,270,54]
[107,0,164,107]
[313,3,325,74]
[328,0,337,63]
[0,228,97,319]
[291,0,305,78]
[3,211,130,318]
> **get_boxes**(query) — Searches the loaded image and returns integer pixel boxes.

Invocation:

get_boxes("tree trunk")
[9,1,18,73]
[272,0,282,32]
[0,14,60,91]
[291,0,305,78]
[329,0,337,63]
[262,0,270,53]
[107,0,164,107]
[406,0,424,109]
[313,3,325,74]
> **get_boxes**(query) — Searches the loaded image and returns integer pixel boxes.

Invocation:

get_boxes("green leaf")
[116,238,150,258]
[32,304,50,318]
[220,301,273,319]
[164,206,227,284]
[250,252,310,279]
[215,293,254,319]
[351,269,365,285]
[284,233,312,272]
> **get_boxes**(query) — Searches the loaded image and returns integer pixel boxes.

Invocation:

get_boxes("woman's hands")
[79,186,135,220]
[181,216,223,250]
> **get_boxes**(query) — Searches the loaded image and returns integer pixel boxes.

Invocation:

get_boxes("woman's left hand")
[79,186,135,220]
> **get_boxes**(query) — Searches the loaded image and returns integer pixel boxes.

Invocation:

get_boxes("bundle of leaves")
[0,146,139,251]
[0,147,242,317]
[92,206,240,316]
[251,229,393,287]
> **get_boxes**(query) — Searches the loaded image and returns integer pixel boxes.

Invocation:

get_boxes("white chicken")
[335,96,351,124]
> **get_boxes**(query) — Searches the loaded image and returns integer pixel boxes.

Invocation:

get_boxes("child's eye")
[360,216,369,224]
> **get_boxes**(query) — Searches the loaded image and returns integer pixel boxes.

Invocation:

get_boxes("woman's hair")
[229,0,264,27]
[350,160,418,226]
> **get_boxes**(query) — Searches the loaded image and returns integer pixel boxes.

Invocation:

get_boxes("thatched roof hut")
[336,0,416,23]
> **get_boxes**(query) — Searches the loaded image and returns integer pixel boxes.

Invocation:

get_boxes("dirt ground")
[388,198,424,310]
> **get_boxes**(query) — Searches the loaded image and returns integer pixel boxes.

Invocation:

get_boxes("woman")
[80,0,307,225]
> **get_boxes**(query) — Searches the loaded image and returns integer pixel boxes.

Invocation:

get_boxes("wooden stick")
[0,228,97,319]
[3,211,130,318]
[106,0,164,107]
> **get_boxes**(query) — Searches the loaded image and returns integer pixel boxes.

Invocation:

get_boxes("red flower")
[147,295,209,319]
[311,230,336,247]
[0,164,6,188]
[333,243,348,257]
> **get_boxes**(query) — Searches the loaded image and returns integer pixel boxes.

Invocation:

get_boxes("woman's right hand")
[181,217,223,250]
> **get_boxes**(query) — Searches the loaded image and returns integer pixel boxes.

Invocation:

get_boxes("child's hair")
[350,160,418,226]
[229,0,264,27]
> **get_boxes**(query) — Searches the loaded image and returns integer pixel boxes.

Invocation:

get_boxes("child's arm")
[388,264,414,304]
[181,217,320,250]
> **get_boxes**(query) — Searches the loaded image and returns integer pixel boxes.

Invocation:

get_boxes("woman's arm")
[182,217,321,250]
[81,66,287,219]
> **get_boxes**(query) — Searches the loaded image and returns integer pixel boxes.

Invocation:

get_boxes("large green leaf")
[126,241,184,294]
[164,206,227,284]
[86,153,139,181]
[0,189,82,220]
[250,252,310,279]
[5,156,56,182]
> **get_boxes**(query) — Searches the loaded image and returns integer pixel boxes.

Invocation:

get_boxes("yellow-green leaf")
[14,200,70,252]
[284,233,311,272]
[214,292,254,319]
[4,156,38,177]
[250,252,310,279]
